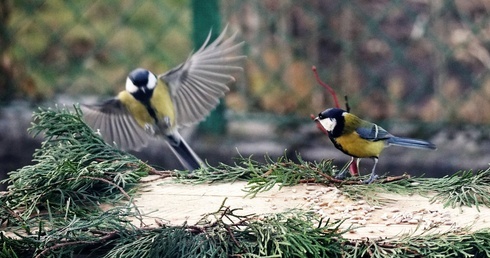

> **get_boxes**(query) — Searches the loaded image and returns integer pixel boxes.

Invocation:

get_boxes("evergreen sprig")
[109,202,347,258]
[244,155,335,197]
[2,105,490,257]
[0,105,149,221]
[239,211,345,257]
[175,153,335,197]
[176,150,490,209]
[335,167,490,208]
[343,229,490,258]
[429,168,490,211]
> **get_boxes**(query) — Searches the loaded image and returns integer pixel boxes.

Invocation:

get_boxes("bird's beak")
[314,117,319,122]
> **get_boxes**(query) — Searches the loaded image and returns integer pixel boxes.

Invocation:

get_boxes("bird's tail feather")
[166,132,205,171]
[387,137,436,150]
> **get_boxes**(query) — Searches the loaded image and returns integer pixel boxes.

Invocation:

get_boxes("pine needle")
[1,105,490,257]
[1,105,149,221]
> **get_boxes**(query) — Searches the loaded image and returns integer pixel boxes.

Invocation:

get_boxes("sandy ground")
[134,177,490,239]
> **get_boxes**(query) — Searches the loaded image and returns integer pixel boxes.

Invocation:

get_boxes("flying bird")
[82,26,245,170]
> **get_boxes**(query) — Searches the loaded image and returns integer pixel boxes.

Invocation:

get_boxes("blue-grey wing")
[355,122,393,141]
[81,99,150,151]
[159,25,245,127]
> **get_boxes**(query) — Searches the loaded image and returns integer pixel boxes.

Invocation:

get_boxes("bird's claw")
[362,174,379,184]
[164,117,171,128]
[154,117,172,134]
[335,171,348,180]
[144,124,156,135]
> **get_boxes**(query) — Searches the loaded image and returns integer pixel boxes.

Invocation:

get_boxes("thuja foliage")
[0,105,346,257]
[336,167,490,208]
[0,105,149,221]
[2,105,490,257]
[183,153,490,209]
[175,153,336,198]
[104,204,347,258]
[341,229,490,258]
[429,168,490,211]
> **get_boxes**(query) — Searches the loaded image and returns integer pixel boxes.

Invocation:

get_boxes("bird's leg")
[349,158,361,176]
[144,124,156,135]
[163,117,171,129]
[150,117,172,136]
[363,158,379,184]
[335,157,354,180]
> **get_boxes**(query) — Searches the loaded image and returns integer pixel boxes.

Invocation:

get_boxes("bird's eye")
[318,114,324,119]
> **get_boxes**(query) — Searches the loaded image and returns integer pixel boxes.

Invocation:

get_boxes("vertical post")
[191,0,227,135]
[0,1,11,190]
[0,0,13,104]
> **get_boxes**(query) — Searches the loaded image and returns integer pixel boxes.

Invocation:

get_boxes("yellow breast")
[117,80,175,129]
[151,81,175,125]
[335,132,386,158]
[117,91,153,128]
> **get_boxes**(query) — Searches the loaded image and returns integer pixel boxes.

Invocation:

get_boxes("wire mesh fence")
[223,0,490,125]
[3,0,193,98]
[2,0,490,126]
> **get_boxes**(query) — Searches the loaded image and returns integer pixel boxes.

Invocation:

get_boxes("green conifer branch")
[1,105,490,257]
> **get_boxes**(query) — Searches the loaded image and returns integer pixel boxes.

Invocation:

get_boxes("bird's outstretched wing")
[81,99,150,151]
[355,121,393,142]
[159,25,246,127]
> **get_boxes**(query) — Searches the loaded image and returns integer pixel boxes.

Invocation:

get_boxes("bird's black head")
[126,68,158,102]
[315,108,346,138]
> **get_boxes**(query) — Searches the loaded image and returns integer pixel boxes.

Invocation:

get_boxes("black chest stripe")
[329,135,359,158]
[142,100,159,123]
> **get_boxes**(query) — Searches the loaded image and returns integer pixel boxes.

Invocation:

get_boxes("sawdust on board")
[133,176,490,239]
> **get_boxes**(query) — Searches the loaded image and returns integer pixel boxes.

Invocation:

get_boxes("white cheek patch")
[147,72,158,90]
[125,78,139,93]
[319,118,337,132]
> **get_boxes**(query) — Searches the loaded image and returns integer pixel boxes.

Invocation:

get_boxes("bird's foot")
[335,171,349,180]
[144,124,156,135]
[362,174,379,184]
[153,117,172,135]
[163,117,171,129]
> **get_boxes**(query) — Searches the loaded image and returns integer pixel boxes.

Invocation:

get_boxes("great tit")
[315,108,436,183]
[81,27,245,171]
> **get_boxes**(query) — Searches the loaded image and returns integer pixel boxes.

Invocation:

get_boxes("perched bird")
[314,108,436,183]
[82,27,245,170]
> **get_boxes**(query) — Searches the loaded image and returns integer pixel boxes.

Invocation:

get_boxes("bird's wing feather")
[81,99,150,151]
[355,121,393,141]
[158,25,246,127]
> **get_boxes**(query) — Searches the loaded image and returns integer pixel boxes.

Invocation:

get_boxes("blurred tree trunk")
[0,0,13,104]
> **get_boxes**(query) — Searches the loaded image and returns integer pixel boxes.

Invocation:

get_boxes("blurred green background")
[2,0,490,125]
